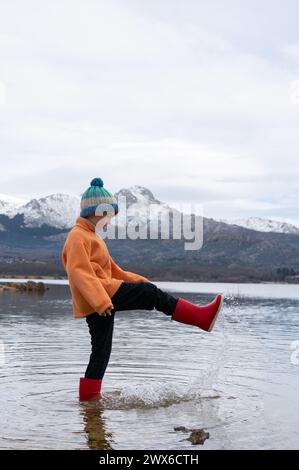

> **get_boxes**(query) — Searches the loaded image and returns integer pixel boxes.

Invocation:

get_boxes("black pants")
[84,282,178,380]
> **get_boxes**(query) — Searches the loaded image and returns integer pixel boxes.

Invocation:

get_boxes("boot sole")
[208,294,224,332]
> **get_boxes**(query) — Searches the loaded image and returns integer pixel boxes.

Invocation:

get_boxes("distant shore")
[0,275,66,280]
[0,275,298,285]
[0,280,48,293]
[1,278,299,300]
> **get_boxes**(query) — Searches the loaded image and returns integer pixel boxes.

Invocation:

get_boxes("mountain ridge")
[0,188,297,235]
[0,187,299,282]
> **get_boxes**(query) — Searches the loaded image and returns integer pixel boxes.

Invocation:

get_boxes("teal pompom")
[90,178,104,187]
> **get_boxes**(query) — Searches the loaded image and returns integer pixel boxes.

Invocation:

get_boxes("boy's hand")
[99,304,114,316]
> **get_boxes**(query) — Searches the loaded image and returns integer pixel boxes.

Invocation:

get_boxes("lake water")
[0,281,298,450]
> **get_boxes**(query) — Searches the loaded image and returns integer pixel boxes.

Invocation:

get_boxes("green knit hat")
[80,178,118,218]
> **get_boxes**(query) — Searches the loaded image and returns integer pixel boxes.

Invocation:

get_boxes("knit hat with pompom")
[80,178,118,218]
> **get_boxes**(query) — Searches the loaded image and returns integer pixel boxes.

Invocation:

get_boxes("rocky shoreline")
[0,281,48,293]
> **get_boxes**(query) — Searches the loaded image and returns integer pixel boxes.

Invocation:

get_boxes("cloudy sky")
[0,0,299,223]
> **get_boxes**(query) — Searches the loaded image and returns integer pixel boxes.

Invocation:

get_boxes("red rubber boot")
[79,378,102,401]
[171,294,223,332]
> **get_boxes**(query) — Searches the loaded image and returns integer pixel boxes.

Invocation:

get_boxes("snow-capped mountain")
[1,187,299,283]
[20,194,81,229]
[0,187,174,231]
[218,217,299,234]
[113,186,180,235]
[0,188,298,235]
[0,187,173,230]
[116,185,162,206]
[0,193,28,216]
[0,193,80,229]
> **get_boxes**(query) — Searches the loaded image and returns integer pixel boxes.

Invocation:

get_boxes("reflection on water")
[80,401,113,450]
[0,284,299,449]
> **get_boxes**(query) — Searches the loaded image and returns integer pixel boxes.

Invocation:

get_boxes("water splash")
[199,296,232,393]
[101,380,220,410]
[224,295,241,307]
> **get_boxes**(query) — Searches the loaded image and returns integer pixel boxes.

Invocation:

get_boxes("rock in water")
[187,429,209,445]
[174,426,210,445]
[26,281,47,292]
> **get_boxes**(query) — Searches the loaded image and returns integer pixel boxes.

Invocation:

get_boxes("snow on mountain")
[218,217,299,234]
[0,193,28,216]
[115,185,163,208]
[0,193,80,229]
[113,186,180,234]
[20,194,81,229]
[0,187,173,231]
[1,188,298,235]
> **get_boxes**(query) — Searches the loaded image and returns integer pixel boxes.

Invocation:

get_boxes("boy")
[62,178,223,400]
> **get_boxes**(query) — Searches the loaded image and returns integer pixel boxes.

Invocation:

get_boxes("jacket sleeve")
[110,257,150,283]
[65,238,113,313]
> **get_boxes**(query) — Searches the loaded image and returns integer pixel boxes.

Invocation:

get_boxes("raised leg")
[111,281,178,316]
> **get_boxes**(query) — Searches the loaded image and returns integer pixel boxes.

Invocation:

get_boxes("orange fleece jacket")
[61,217,150,318]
